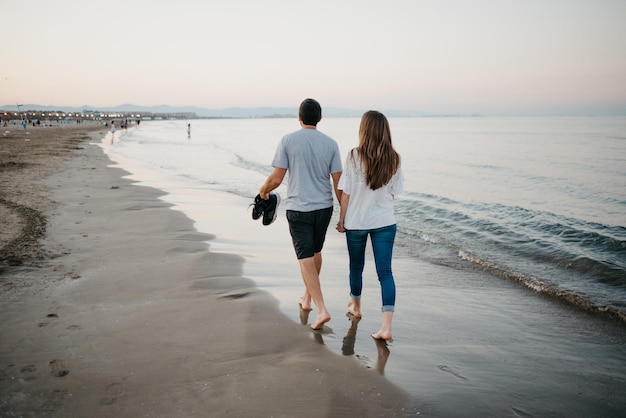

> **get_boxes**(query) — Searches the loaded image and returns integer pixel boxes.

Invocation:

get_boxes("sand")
[0,125,412,416]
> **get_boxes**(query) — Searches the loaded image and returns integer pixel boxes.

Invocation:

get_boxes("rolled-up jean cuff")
[350,294,362,301]
[382,305,395,312]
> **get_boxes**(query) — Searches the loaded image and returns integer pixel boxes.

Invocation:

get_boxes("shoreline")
[0,127,412,416]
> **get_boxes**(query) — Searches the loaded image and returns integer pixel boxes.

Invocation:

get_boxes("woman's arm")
[336,192,350,233]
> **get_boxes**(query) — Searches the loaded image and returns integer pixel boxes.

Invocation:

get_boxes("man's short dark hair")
[299,98,322,126]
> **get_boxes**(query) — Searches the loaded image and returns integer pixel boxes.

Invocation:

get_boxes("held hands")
[336,220,345,233]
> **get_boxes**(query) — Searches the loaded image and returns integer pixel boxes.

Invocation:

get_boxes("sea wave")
[457,249,626,323]
[396,192,626,322]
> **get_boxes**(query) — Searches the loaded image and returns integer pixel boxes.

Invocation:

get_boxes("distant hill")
[1,103,431,118]
[3,103,625,117]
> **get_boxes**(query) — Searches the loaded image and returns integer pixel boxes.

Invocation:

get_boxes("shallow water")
[101,117,626,416]
[105,117,626,319]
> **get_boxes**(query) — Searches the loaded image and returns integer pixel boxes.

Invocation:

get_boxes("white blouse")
[338,149,404,230]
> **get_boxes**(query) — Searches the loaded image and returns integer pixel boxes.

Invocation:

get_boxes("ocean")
[100,116,626,416]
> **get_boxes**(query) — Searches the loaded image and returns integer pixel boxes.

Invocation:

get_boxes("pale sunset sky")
[2,0,625,115]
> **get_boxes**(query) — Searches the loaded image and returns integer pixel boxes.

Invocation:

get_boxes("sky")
[2,0,625,115]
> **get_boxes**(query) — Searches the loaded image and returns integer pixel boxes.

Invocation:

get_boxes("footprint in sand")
[20,364,37,382]
[356,354,374,369]
[100,379,126,405]
[219,291,250,300]
[40,389,70,414]
[511,406,534,417]
[106,382,124,396]
[20,364,36,373]
[437,364,467,380]
[49,360,69,377]
[39,313,59,327]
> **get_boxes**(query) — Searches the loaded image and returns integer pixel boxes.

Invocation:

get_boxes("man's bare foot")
[372,330,393,341]
[299,296,312,311]
[311,313,331,330]
[347,300,361,318]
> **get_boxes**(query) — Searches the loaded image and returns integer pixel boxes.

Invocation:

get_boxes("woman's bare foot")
[372,311,393,341]
[299,296,312,311]
[311,313,331,330]
[347,300,361,318]
[371,329,393,341]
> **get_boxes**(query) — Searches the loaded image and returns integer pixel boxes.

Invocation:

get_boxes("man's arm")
[259,167,287,199]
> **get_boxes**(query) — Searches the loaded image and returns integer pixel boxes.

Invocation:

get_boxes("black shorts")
[286,207,333,259]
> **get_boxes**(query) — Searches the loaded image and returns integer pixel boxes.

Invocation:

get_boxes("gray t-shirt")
[272,128,342,212]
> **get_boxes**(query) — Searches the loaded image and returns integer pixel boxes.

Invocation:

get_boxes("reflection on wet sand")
[299,306,311,326]
[374,338,390,375]
[312,330,324,345]
[341,312,391,375]
[300,306,326,344]
[342,313,360,355]
[299,307,391,374]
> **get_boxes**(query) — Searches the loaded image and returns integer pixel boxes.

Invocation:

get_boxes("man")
[259,98,342,330]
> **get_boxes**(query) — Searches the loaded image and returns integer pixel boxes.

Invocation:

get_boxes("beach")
[2,123,625,417]
[0,126,410,417]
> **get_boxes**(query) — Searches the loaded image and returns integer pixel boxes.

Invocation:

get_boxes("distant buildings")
[0,108,198,123]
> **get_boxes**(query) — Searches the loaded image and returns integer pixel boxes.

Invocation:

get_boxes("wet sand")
[0,126,411,416]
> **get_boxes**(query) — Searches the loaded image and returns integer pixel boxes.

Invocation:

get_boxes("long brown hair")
[355,110,400,190]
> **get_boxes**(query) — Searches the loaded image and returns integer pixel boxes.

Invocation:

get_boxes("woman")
[336,110,404,341]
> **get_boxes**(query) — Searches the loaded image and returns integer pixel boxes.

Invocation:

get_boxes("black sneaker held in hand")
[251,194,266,220]
[262,193,281,226]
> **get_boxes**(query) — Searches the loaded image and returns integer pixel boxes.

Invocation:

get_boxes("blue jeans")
[345,224,396,312]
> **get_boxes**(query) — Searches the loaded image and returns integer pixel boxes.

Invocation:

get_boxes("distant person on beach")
[258,98,343,330]
[110,120,116,142]
[336,110,404,341]
[187,123,191,138]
